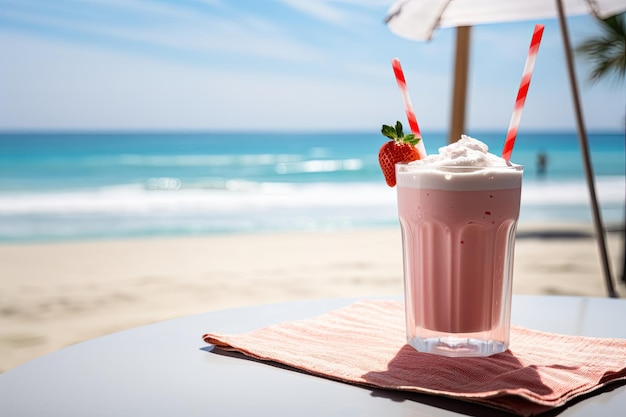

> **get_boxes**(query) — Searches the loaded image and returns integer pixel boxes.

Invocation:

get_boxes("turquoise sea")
[0,131,624,243]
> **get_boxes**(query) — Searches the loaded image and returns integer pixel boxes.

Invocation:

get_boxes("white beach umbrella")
[386,0,625,41]
[385,0,626,297]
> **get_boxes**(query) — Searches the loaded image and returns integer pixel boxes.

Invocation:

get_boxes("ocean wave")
[0,153,308,169]
[0,182,391,215]
[274,159,364,174]
[0,177,623,216]
[521,176,625,205]
[115,153,305,167]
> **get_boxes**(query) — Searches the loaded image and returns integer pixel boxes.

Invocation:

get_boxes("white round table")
[0,295,624,416]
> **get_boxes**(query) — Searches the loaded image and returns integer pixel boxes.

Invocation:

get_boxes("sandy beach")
[1,224,624,373]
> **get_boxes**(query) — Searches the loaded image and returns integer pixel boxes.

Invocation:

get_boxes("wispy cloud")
[279,0,351,25]
[0,0,331,65]
[278,0,390,30]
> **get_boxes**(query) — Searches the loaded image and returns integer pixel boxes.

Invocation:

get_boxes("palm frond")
[575,13,626,83]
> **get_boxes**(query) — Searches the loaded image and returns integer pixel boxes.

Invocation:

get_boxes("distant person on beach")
[536,151,548,177]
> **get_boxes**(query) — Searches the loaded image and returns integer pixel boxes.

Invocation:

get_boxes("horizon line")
[0,128,624,135]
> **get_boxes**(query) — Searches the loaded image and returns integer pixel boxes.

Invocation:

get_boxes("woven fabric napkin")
[203,300,626,416]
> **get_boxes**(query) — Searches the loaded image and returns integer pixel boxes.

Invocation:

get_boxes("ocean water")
[0,131,624,243]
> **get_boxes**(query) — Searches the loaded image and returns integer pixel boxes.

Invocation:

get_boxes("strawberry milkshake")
[396,136,523,357]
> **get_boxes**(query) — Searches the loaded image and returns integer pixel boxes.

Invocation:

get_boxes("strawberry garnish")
[378,121,421,187]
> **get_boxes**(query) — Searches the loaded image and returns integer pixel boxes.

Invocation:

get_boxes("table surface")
[1,295,624,417]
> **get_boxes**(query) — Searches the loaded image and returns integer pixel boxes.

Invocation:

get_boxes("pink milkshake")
[396,136,523,357]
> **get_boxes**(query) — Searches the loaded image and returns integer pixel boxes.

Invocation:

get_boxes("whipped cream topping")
[419,135,509,167]
[396,135,523,190]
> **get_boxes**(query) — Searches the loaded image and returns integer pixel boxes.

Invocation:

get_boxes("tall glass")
[396,163,523,357]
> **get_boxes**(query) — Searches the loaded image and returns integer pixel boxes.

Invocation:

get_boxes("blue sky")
[0,0,624,133]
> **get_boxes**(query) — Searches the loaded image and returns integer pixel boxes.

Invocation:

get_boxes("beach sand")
[1,225,624,372]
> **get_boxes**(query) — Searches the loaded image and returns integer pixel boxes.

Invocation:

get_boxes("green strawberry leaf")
[381,121,422,145]
[381,124,398,139]
[395,121,404,138]
[403,134,421,146]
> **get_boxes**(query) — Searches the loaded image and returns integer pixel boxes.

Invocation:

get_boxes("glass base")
[408,336,508,357]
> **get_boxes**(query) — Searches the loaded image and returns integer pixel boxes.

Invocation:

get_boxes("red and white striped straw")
[391,58,427,158]
[502,24,545,161]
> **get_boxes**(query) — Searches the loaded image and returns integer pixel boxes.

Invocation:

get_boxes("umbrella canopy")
[385,0,626,298]
[386,0,625,41]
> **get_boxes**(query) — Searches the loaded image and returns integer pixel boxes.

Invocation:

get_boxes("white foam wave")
[77,155,367,175]
[115,153,303,167]
[521,176,625,205]
[0,182,394,215]
[0,177,623,218]
[275,159,363,174]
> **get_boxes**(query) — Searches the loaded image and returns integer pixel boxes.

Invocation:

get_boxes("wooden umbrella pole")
[555,0,618,297]
[449,26,471,144]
